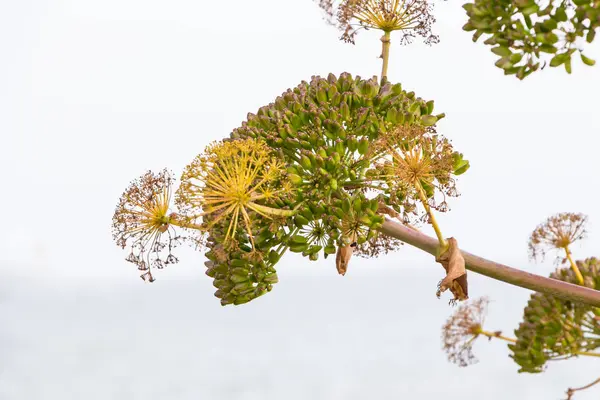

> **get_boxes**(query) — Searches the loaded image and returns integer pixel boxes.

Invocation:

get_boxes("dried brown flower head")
[441,297,489,367]
[528,213,588,264]
[112,169,183,282]
[354,232,404,258]
[317,0,439,45]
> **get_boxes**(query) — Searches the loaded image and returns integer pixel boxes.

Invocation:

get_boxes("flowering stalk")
[415,182,446,251]
[476,327,600,358]
[565,246,585,286]
[380,31,391,81]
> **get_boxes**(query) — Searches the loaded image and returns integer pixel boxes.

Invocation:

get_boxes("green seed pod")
[294,215,310,228]
[308,152,318,168]
[316,87,327,104]
[340,101,350,121]
[332,152,341,164]
[239,244,253,252]
[205,268,217,278]
[426,100,435,115]
[330,178,338,191]
[327,85,338,101]
[359,215,371,225]
[268,250,281,264]
[289,242,309,253]
[386,108,398,123]
[300,207,314,221]
[290,235,308,245]
[264,273,279,284]
[332,207,345,219]
[231,266,250,276]
[289,174,303,185]
[347,136,358,152]
[230,259,248,268]
[420,115,437,126]
[357,137,369,155]
[233,281,254,292]
[300,155,312,170]
[367,229,377,240]
[353,197,362,213]
[369,200,379,213]
[213,278,228,289]
[221,294,236,306]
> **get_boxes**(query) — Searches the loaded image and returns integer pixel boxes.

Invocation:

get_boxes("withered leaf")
[336,243,355,276]
[435,237,468,304]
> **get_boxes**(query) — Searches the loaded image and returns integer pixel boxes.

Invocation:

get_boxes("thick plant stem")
[416,184,447,251]
[378,218,600,307]
[565,246,585,285]
[380,31,391,82]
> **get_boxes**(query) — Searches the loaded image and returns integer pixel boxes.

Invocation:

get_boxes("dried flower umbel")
[528,212,588,285]
[319,0,439,45]
[112,169,183,282]
[442,296,520,366]
[317,0,439,80]
[442,297,490,366]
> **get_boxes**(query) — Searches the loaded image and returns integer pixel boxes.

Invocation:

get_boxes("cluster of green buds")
[231,73,466,264]
[203,226,281,306]
[462,0,599,79]
[509,257,600,373]
[112,72,469,306]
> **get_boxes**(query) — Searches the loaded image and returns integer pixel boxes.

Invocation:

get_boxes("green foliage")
[462,0,600,79]
[509,257,600,372]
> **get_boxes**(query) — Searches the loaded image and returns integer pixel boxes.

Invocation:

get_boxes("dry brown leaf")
[435,237,468,304]
[336,244,355,276]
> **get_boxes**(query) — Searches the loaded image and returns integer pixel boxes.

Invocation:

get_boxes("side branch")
[379,218,600,307]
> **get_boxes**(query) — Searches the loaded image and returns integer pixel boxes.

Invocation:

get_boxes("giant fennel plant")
[111,1,599,398]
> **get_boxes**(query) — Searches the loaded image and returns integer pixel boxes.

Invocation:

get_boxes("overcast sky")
[1,1,599,399]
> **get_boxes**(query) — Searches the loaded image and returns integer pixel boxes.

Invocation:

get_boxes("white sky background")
[1,0,600,399]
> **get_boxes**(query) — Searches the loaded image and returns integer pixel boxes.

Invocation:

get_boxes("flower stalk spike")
[380,31,391,81]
